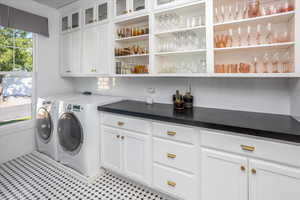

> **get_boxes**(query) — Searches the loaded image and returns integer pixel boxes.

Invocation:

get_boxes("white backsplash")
[73,77,291,115]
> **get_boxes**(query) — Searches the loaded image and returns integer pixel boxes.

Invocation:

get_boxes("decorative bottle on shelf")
[183,84,194,109]
[173,90,184,111]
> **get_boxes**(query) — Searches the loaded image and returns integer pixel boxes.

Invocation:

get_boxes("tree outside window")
[0,26,33,125]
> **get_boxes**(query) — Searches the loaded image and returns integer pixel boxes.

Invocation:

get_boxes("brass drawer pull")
[251,168,257,174]
[241,145,255,152]
[167,181,176,187]
[167,131,176,136]
[117,121,124,126]
[167,153,176,159]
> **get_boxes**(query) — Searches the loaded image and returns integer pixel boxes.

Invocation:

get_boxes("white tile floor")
[0,153,170,200]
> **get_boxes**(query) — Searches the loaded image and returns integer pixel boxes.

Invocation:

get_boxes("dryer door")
[57,113,83,155]
[36,107,53,143]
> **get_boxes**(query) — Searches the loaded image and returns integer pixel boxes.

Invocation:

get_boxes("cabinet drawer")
[153,164,197,200]
[102,113,150,134]
[153,122,196,144]
[202,130,300,168]
[153,138,197,173]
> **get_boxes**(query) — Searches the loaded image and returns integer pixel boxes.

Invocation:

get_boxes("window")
[0,26,33,126]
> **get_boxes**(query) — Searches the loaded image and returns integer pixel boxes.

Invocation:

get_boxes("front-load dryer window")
[57,113,83,154]
[36,108,53,143]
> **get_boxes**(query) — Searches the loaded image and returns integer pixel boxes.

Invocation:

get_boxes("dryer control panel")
[67,104,83,112]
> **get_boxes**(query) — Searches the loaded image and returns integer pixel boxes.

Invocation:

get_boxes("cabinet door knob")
[240,166,246,171]
[167,131,176,136]
[251,169,257,174]
[116,135,120,139]
[121,136,125,140]
[167,153,176,159]
[167,181,176,187]
[241,145,255,152]
[66,70,71,73]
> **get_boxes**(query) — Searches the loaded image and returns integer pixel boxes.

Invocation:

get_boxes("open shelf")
[154,49,206,56]
[214,11,295,31]
[115,54,149,59]
[155,26,206,36]
[154,1,206,14]
[109,73,300,78]
[115,34,149,42]
[214,42,295,53]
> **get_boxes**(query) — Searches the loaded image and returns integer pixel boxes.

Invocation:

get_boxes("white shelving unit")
[60,0,300,78]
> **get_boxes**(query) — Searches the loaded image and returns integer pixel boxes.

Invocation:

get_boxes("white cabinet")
[249,159,300,200]
[61,10,81,33]
[82,23,111,74]
[123,130,148,183]
[101,126,122,173]
[101,126,149,185]
[114,0,147,18]
[61,30,81,75]
[202,148,300,200]
[83,1,109,27]
[202,149,248,200]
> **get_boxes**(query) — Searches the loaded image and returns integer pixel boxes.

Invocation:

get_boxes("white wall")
[0,0,74,164]
[73,77,291,115]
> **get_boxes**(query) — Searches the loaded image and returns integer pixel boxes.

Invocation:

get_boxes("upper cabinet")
[83,1,109,27]
[61,10,81,33]
[114,0,147,18]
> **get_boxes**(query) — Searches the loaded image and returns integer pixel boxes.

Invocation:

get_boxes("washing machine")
[35,93,83,160]
[57,95,121,178]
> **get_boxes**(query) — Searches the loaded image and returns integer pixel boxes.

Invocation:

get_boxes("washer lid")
[36,107,53,143]
[57,113,83,154]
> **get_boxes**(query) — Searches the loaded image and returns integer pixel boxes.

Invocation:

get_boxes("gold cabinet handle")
[241,145,255,152]
[167,131,176,136]
[167,181,176,187]
[167,153,176,159]
[240,166,246,171]
[117,121,124,126]
[251,168,257,174]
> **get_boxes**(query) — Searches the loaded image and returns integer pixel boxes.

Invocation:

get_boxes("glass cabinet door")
[98,3,108,21]
[133,0,145,12]
[62,16,69,32]
[85,7,95,25]
[72,12,79,29]
[116,0,128,16]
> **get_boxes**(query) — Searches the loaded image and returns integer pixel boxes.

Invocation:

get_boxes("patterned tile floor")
[0,153,170,200]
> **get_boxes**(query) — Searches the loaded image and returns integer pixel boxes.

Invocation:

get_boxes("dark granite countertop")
[98,100,300,143]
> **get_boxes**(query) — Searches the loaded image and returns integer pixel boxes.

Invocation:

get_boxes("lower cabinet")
[202,149,248,200]
[202,148,300,200]
[101,126,149,185]
[249,159,300,200]
[101,113,300,200]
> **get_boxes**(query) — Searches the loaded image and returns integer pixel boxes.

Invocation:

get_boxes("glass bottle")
[256,24,261,45]
[262,53,269,73]
[266,23,273,44]
[247,26,251,46]
[227,29,233,47]
[221,5,225,22]
[251,56,258,73]
[282,51,292,73]
[238,27,242,46]
[271,52,279,73]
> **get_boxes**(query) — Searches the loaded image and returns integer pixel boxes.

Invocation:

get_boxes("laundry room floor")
[0,153,170,200]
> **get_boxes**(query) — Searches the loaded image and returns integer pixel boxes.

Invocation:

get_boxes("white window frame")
[0,33,37,136]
